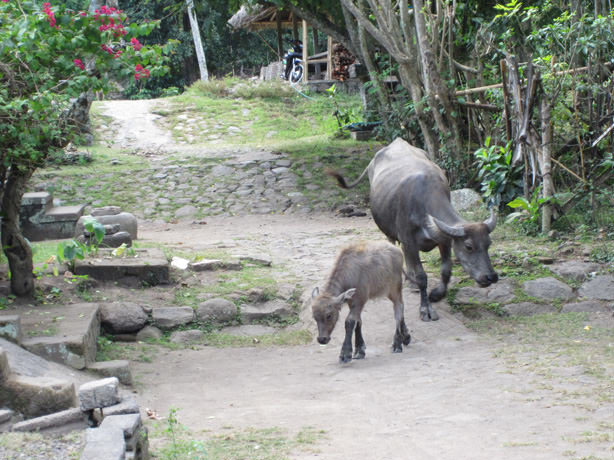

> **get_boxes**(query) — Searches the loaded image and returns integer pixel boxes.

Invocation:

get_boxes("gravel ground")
[0,431,85,460]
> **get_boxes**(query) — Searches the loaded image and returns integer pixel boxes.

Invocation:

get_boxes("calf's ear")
[341,288,356,301]
[311,287,320,299]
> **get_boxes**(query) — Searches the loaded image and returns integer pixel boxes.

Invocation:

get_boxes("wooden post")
[326,36,333,80]
[312,28,321,79]
[292,14,299,40]
[302,20,308,82]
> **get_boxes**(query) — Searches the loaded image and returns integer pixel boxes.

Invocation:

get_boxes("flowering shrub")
[0,0,175,167]
[0,0,175,296]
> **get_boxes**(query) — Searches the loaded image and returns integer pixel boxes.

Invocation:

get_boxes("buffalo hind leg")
[402,243,438,321]
[391,295,411,352]
[353,319,366,359]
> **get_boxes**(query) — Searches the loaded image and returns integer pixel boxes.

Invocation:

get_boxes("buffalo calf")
[311,241,411,363]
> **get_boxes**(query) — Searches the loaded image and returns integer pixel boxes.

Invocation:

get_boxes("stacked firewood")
[332,43,355,81]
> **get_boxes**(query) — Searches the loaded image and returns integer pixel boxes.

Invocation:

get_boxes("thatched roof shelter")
[227,5,297,31]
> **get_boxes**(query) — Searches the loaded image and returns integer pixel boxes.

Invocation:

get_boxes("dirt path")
[101,99,612,460]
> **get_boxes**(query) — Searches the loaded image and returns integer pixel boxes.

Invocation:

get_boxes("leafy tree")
[0,0,172,296]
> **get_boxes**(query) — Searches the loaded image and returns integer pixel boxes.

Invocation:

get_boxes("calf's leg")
[353,319,366,359]
[390,290,411,352]
[340,303,362,363]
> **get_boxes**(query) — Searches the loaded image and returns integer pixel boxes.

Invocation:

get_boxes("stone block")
[579,275,614,300]
[0,408,14,424]
[78,377,120,411]
[240,300,293,323]
[81,426,126,460]
[0,375,76,418]
[20,303,100,370]
[152,306,194,330]
[0,315,21,343]
[190,259,242,271]
[74,248,169,286]
[100,413,142,451]
[91,206,122,217]
[87,360,133,386]
[196,298,238,324]
[101,302,148,334]
[0,346,10,383]
[11,407,87,433]
[522,277,574,301]
[102,397,140,417]
[76,212,137,239]
[135,326,163,342]
[169,329,205,344]
[502,302,558,316]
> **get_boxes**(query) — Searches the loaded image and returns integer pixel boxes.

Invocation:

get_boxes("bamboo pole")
[455,62,613,96]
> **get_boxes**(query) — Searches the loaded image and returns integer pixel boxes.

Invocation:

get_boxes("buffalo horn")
[484,209,497,233]
[430,215,466,238]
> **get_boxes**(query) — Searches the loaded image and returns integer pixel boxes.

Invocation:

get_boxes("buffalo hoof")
[392,345,403,353]
[353,347,366,359]
[402,334,411,346]
[428,288,446,303]
[428,308,440,321]
[339,354,352,364]
[420,311,431,322]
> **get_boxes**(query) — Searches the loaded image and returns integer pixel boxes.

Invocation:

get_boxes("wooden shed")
[228,5,333,82]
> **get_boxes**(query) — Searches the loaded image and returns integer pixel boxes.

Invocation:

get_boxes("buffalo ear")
[311,287,320,299]
[484,209,497,233]
[427,215,466,238]
[332,288,356,307]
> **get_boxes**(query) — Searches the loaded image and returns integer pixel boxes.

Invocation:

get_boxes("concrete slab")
[74,248,169,285]
[19,303,100,369]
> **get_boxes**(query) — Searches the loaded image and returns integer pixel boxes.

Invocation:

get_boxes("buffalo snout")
[478,272,498,287]
[317,336,330,345]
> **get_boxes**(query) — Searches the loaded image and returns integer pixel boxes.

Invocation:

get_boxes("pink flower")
[42,2,56,28]
[134,64,150,80]
[130,37,142,51]
[1,1,10,3]
[73,59,85,70]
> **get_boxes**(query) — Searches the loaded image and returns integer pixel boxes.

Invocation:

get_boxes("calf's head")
[428,210,498,287]
[311,287,356,344]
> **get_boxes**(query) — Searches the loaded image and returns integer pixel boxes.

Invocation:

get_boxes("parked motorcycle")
[282,39,304,83]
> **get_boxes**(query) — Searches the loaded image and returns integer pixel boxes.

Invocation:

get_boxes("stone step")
[19,303,100,370]
[43,204,87,222]
[20,192,86,241]
[74,248,169,286]
[0,338,92,418]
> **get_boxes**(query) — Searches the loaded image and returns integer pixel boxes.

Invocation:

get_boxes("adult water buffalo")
[328,138,498,321]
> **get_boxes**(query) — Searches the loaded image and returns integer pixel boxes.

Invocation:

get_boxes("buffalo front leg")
[353,319,366,359]
[428,244,451,308]
[340,316,356,363]
[402,243,438,321]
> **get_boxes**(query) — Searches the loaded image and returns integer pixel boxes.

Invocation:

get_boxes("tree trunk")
[540,97,553,232]
[1,167,34,297]
[186,0,208,81]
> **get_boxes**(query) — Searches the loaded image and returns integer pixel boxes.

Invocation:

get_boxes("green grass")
[468,312,614,403]
[151,406,326,460]
[203,329,311,347]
